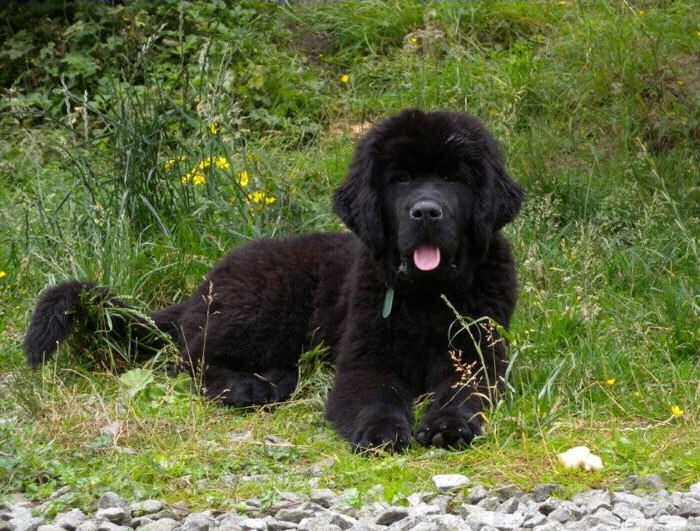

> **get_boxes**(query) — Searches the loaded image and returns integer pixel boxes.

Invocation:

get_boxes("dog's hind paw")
[351,416,412,454]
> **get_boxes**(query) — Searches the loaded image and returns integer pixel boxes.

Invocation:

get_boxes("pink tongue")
[413,244,441,271]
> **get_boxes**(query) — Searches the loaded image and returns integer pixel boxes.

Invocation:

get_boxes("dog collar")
[382,286,395,319]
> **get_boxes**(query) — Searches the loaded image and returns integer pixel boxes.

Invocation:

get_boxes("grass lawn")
[0,0,697,513]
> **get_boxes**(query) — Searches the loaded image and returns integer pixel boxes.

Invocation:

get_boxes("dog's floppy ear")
[491,162,524,230]
[333,132,385,255]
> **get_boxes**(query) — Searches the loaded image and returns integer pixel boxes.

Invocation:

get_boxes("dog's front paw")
[415,409,481,449]
[351,415,411,453]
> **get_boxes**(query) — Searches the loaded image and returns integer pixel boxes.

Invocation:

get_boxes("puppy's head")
[333,109,523,283]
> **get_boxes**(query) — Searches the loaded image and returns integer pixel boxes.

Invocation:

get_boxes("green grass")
[1,0,698,512]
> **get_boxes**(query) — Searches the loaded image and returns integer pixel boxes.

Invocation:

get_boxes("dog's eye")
[393,172,411,184]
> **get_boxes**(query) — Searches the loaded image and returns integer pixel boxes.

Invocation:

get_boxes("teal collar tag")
[382,286,395,319]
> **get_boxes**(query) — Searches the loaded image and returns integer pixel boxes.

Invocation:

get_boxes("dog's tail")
[24,280,180,368]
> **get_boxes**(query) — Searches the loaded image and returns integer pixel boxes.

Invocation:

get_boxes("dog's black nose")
[410,200,443,221]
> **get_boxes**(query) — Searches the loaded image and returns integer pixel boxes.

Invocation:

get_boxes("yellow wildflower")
[670,405,684,417]
[164,156,186,170]
[634,391,641,397]
[237,171,249,187]
[0,271,6,279]
[181,171,206,186]
[605,378,616,386]
[208,122,219,135]
[557,1,567,4]
[196,156,230,170]
[340,74,350,84]
[697,30,700,37]
[488,108,500,116]
[638,9,645,15]
[248,190,276,205]
[410,37,418,44]
[213,156,230,170]
[677,79,684,86]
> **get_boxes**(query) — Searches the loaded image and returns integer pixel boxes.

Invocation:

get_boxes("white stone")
[431,474,469,491]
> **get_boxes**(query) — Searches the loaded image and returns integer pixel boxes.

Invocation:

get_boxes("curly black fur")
[24,109,523,452]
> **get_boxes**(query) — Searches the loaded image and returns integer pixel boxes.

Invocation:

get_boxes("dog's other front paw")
[351,407,412,453]
[415,409,481,449]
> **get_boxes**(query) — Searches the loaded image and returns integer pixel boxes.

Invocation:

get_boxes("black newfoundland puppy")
[24,109,523,452]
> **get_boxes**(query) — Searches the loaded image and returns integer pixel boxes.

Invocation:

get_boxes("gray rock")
[262,518,294,531]
[131,502,163,518]
[690,483,700,496]
[55,510,87,530]
[140,519,179,531]
[476,497,500,511]
[131,517,154,529]
[547,501,581,523]
[75,521,99,531]
[150,511,179,522]
[402,523,437,531]
[537,497,561,515]
[431,475,469,491]
[405,493,433,507]
[2,505,32,521]
[98,494,129,513]
[656,514,690,528]
[49,487,72,500]
[327,514,356,530]
[464,507,525,530]
[404,522,440,531]
[642,501,671,519]
[638,474,665,491]
[373,507,408,526]
[309,490,336,509]
[611,491,645,509]
[588,508,621,526]
[622,475,639,490]
[274,509,314,524]
[522,510,546,528]
[429,496,450,513]
[38,526,66,531]
[213,517,243,531]
[12,519,46,531]
[533,484,565,503]
[215,512,239,524]
[571,490,611,513]
[408,504,441,518]
[180,513,215,531]
[225,431,252,443]
[304,458,336,477]
[95,509,128,526]
[489,485,520,501]
[498,498,519,514]
[237,519,267,531]
[426,514,470,531]
[612,502,644,521]
[464,485,488,505]
[671,492,700,517]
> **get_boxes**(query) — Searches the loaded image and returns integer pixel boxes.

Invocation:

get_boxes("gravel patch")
[2,477,699,531]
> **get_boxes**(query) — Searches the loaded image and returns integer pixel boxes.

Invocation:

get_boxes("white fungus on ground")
[557,445,604,471]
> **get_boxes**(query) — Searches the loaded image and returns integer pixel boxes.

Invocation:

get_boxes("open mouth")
[412,244,441,271]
